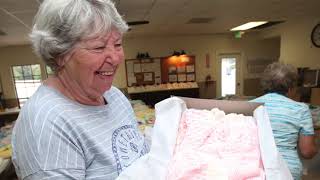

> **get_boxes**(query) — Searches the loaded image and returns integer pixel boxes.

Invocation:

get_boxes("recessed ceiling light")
[230,21,268,31]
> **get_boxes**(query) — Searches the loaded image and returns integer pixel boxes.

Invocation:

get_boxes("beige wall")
[0,33,279,99]
[0,45,47,99]
[259,17,320,68]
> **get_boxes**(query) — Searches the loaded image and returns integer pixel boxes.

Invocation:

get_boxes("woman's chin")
[91,80,113,94]
[99,85,112,94]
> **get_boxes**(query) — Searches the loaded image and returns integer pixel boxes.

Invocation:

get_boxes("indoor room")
[0,0,320,179]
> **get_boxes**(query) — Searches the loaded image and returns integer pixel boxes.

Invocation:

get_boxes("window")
[11,64,42,107]
[46,65,54,77]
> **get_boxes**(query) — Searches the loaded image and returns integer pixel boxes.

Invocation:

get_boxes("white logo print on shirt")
[112,125,149,174]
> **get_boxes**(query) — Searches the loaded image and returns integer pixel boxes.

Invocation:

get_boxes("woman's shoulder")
[14,85,76,143]
[274,94,309,110]
[105,86,123,96]
[104,86,129,104]
[254,93,308,110]
[22,85,70,111]
[18,85,79,130]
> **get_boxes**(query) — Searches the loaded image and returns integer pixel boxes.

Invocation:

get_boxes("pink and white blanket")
[166,108,265,180]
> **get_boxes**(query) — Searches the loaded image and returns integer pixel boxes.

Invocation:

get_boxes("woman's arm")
[298,134,318,159]
[298,103,318,159]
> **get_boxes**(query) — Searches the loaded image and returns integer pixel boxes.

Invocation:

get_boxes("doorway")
[217,53,242,97]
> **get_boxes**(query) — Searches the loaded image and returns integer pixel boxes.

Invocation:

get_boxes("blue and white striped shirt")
[251,93,314,180]
[12,85,149,180]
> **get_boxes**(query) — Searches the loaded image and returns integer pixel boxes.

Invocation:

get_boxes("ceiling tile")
[1,0,320,46]
[12,11,37,28]
[0,0,39,13]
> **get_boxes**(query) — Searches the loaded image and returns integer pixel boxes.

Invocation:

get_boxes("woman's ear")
[56,51,73,67]
[56,56,66,67]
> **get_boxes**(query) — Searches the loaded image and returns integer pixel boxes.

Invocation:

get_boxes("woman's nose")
[103,46,124,65]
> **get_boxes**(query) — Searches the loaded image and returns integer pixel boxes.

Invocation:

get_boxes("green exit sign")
[234,31,244,38]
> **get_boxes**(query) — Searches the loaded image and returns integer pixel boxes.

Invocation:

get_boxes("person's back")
[254,93,313,149]
[251,62,317,180]
[252,93,313,179]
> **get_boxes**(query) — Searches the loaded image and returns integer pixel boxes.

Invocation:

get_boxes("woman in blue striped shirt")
[251,62,317,180]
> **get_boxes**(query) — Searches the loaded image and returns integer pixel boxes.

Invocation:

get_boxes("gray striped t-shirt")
[12,85,149,180]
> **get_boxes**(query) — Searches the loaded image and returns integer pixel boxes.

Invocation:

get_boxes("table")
[0,109,20,125]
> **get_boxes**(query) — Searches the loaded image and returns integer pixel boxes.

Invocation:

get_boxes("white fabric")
[254,106,293,180]
[117,97,293,180]
[0,158,10,174]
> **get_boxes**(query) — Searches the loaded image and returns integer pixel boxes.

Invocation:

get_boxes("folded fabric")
[166,108,265,179]
[0,144,11,159]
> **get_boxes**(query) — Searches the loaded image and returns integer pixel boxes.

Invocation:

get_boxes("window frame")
[45,65,55,77]
[11,64,42,107]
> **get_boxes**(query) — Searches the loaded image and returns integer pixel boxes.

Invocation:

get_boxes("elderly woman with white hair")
[11,0,149,179]
[251,62,317,180]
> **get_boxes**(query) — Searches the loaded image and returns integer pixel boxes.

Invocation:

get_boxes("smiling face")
[60,29,124,100]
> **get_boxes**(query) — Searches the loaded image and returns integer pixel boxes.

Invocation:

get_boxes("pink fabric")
[167,109,265,180]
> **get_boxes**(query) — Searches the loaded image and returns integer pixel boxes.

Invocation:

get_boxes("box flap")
[178,96,263,116]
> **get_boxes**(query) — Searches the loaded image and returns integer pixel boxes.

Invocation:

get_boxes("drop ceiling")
[0,0,320,47]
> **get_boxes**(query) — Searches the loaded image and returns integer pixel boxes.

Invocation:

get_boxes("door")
[217,53,242,97]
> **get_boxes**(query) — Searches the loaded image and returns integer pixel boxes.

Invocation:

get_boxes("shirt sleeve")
[31,115,87,178]
[299,104,315,135]
[13,109,86,179]
[24,169,85,180]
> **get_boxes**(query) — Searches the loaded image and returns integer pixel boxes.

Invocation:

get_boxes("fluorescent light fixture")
[231,21,268,31]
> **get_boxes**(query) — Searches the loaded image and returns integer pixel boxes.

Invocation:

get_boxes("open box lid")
[178,96,263,116]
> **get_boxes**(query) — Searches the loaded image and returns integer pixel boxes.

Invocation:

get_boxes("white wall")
[259,17,320,68]
[0,33,280,99]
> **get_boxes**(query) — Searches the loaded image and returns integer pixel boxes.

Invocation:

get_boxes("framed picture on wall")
[186,65,195,72]
[187,73,195,81]
[169,74,177,82]
[127,74,137,86]
[178,74,187,82]
[125,58,161,87]
[143,72,153,81]
[177,66,186,73]
[133,63,141,73]
[168,66,177,74]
